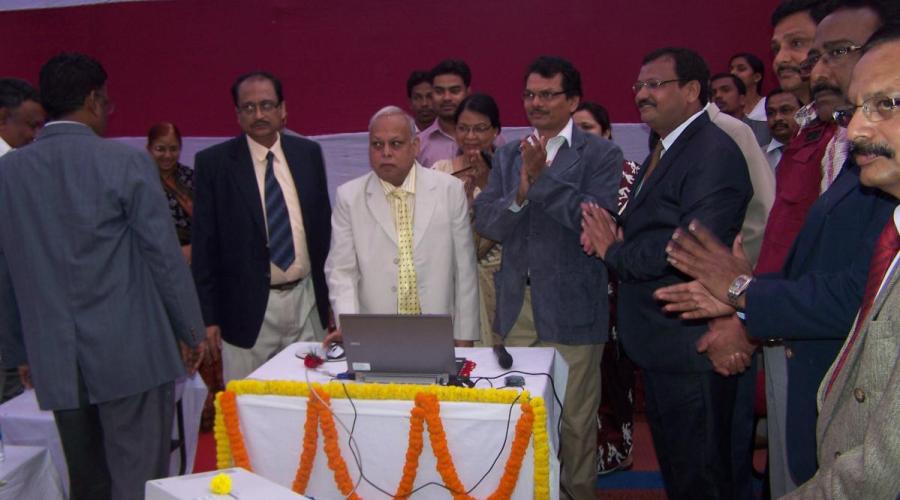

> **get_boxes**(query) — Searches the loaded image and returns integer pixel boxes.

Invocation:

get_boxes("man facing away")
[0,52,205,500]
[192,71,332,382]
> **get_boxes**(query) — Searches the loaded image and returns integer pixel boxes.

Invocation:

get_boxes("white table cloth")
[231,342,567,499]
[146,467,307,500]
[0,445,65,500]
[0,374,207,497]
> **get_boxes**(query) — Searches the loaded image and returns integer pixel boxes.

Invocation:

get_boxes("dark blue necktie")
[264,151,295,271]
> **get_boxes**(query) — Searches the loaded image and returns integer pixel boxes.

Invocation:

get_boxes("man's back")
[0,122,203,410]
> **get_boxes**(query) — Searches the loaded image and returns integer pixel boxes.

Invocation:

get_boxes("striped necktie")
[264,151,295,271]
[388,189,421,314]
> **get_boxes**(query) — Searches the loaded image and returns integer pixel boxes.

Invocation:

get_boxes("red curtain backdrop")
[0,0,780,137]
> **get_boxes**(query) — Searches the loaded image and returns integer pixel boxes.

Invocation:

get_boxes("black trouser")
[643,368,738,500]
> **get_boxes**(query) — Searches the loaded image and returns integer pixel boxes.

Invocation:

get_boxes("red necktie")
[824,219,900,398]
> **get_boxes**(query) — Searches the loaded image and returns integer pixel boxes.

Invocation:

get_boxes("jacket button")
[834,451,841,459]
[785,347,794,359]
[391,286,397,292]
[393,258,399,265]
[854,388,866,403]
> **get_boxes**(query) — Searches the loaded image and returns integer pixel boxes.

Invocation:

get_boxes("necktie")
[388,189,421,315]
[824,219,899,398]
[264,151,295,271]
[635,142,664,196]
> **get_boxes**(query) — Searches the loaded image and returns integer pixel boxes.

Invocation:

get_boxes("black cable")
[335,382,524,499]
[470,369,564,453]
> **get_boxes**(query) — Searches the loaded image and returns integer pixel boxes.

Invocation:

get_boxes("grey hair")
[368,105,417,136]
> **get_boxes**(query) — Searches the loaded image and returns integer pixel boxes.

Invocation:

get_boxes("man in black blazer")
[583,48,752,499]
[192,71,331,381]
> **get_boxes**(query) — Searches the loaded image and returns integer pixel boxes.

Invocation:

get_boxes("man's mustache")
[637,99,656,108]
[777,63,801,75]
[850,140,896,159]
[252,120,270,127]
[811,82,842,97]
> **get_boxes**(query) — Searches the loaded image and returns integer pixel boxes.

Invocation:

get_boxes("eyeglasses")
[456,124,493,135]
[832,96,900,128]
[631,79,680,94]
[236,100,281,115]
[522,90,566,102]
[799,44,863,76]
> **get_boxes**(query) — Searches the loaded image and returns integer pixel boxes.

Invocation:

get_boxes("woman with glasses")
[433,93,502,347]
[146,122,224,431]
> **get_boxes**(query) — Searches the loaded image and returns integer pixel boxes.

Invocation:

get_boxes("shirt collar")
[380,162,418,196]
[421,120,453,140]
[766,138,784,154]
[532,118,574,146]
[661,103,708,153]
[0,136,11,157]
[246,133,284,164]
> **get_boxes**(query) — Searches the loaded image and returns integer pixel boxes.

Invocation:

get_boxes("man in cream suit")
[324,106,479,345]
[785,25,900,500]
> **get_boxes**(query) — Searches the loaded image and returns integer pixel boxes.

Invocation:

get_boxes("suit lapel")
[227,137,267,239]
[413,166,436,250]
[282,137,315,227]
[625,113,709,218]
[549,126,586,175]
[365,173,398,246]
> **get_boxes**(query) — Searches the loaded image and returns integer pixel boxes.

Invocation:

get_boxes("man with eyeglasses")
[474,55,621,499]
[653,2,896,496]
[581,47,751,500]
[323,106,479,347]
[785,26,900,497]
[192,71,332,382]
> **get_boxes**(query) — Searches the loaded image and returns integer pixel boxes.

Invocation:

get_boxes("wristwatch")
[727,274,754,308]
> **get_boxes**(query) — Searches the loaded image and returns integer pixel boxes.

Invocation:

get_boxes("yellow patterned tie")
[389,189,421,314]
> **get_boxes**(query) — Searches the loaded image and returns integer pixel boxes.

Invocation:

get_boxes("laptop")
[340,313,458,385]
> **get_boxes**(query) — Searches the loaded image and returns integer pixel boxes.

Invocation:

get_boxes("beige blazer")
[325,164,479,341]
[787,258,900,499]
[707,104,776,266]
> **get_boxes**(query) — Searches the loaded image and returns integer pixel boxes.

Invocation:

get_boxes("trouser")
[730,353,760,500]
[643,368,737,500]
[223,277,324,382]
[53,369,175,500]
[0,365,23,403]
[763,344,798,497]
[502,287,603,500]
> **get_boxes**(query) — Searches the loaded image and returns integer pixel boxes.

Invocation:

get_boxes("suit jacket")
[0,122,204,410]
[745,164,895,482]
[474,126,621,344]
[324,164,479,341]
[785,235,900,499]
[707,104,775,266]
[606,112,752,372]
[192,134,331,348]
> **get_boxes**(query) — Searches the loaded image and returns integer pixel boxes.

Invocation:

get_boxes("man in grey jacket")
[0,52,206,500]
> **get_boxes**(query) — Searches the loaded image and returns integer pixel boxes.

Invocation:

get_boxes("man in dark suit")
[0,52,206,500]
[656,2,896,495]
[192,71,331,382]
[474,56,622,499]
[582,47,752,500]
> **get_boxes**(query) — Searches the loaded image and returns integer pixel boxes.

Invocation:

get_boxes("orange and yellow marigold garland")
[215,380,551,499]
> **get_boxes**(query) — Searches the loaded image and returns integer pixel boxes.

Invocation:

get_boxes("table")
[0,374,207,497]
[146,467,307,500]
[0,445,65,500]
[231,342,566,499]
